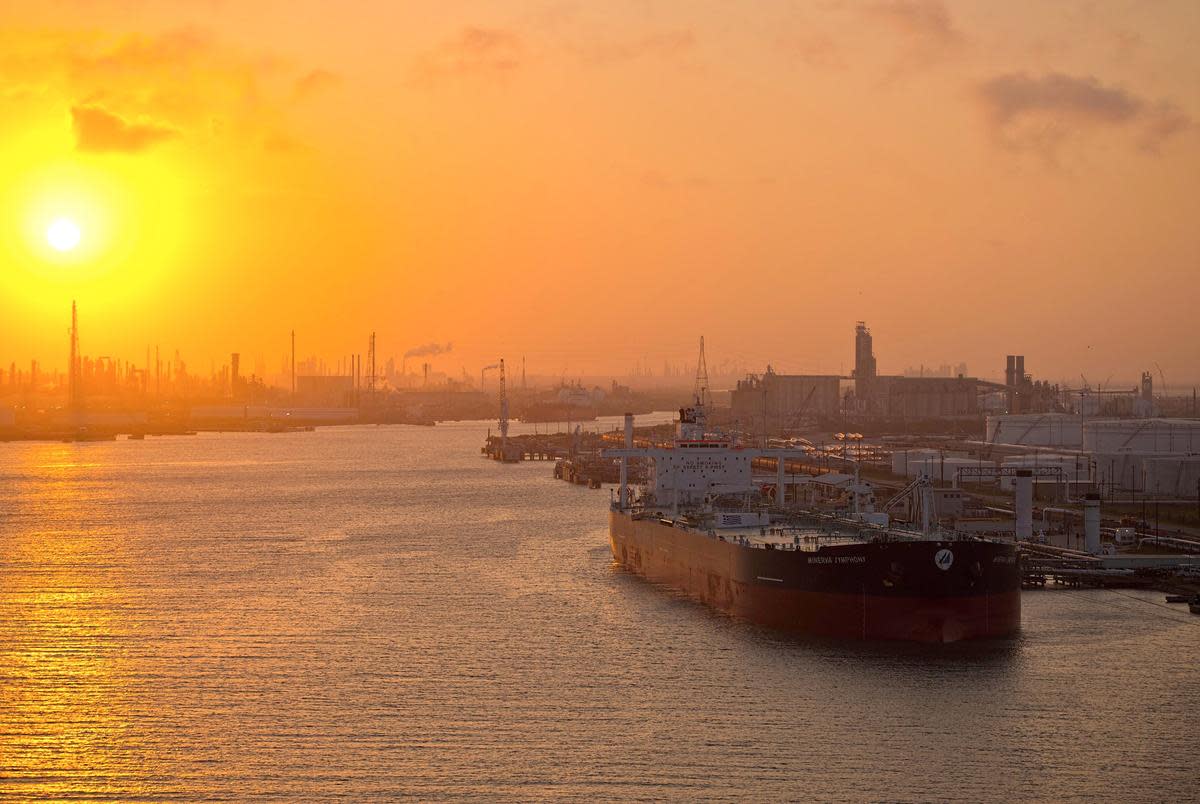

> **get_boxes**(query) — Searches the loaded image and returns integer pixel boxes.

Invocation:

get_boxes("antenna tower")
[290,330,296,399]
[68,301,81,410]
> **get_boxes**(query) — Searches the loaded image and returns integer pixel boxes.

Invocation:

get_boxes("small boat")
[1165,594,1190,603]
[1190,596,1200,615]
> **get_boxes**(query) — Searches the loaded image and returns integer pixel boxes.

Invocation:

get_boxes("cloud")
[576,30,695,65]
[70,104,178,153]
[864,0,965,77]
[1136,101,1192,155]
[292,68,341,102]
[976,71,1191,157]
[775,31,844,71]
[866,0,963,47]
[1,27,331,155]
[980,72,1140,126]
[66,27,222,82]
[263,131,306,154]
[413,27,522,82]
[404,342,453,358]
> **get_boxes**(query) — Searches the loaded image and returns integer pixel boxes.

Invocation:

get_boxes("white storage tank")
[986,413,1083,448]
[891,448,938,476]
[1083,419,1200,454]
[1093,452,1147,493]
[1142,455,1200,498]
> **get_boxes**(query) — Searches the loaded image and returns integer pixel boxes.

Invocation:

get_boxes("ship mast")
[693,335,711,409]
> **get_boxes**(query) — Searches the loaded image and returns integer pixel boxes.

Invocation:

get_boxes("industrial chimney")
[1014,469,1033,541]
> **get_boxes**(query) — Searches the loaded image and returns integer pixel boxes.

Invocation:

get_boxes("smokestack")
[1014,469,1033,541]
[620,413,633,509]
[1084,493,1101,555]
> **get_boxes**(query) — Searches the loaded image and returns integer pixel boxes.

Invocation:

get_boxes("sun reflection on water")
[0,444,154,800]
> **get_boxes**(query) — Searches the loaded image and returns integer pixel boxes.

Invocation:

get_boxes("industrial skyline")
[2,303,1193,400]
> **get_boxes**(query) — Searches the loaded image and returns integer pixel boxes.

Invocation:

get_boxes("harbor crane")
[483,360,511,460]
[498,358,509,448]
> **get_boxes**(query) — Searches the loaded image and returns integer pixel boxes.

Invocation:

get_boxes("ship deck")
[643,517,884,553]
[630,509,1000,554]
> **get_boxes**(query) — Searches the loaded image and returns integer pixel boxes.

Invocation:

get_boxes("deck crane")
[882,474,935,533]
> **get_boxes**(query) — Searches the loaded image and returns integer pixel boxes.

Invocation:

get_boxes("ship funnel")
[1083,493,1101,555]
[620,413,633,509]
[1014,469,1033,541]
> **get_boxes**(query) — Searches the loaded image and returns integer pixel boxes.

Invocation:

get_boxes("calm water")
[1,419,1196,802]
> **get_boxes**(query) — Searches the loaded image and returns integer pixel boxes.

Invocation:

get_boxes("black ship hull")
[610,512,1020,643]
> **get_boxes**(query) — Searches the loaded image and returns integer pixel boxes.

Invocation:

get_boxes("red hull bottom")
[611,516,1020,643]
[708,586,1020,643]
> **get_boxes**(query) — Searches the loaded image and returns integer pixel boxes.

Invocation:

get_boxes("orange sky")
[1,1,1197,386]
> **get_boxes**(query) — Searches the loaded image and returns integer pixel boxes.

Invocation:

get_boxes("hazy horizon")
[6,313,1196,394]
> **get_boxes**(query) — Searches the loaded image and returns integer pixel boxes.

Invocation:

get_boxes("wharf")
[481,432,587,462]
[480,429,654,487]
[1018,543,1200,591]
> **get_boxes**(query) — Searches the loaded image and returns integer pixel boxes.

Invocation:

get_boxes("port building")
[730,322,982,433]
[730,368,842,431]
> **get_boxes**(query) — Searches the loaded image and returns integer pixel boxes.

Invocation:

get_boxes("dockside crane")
[499,358,509,459]
[482,360,511,460]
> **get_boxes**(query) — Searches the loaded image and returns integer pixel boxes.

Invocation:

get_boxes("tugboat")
[603,398,1021,643]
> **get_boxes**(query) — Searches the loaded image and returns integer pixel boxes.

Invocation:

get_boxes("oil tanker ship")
[603,403,1020,643]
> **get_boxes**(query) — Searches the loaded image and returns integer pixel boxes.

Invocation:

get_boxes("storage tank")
[1093,452,1147,494]
[986,413,1083,448]
[1142,455,1200,498]
[1083,419,1200,454]
[891,448,938,476]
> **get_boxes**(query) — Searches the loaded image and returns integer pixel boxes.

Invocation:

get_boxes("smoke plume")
[404,342,453,358]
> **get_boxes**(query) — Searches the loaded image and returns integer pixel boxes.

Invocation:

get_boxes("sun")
[46,217,82,252]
